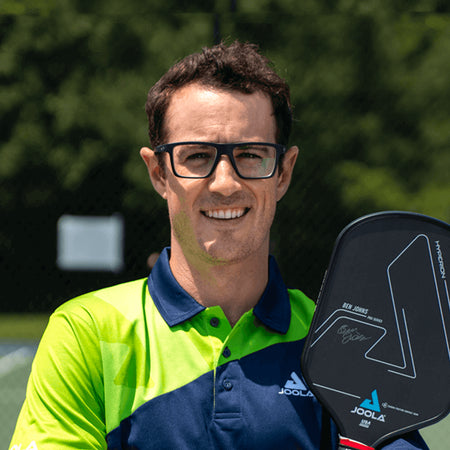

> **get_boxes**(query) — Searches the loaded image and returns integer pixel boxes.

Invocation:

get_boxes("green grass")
[0,313,48,444]
[0,314,50,340]
[1,355,34,445]
[421,414,450,448]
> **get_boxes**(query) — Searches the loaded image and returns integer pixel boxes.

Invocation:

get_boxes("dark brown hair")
[145,41,293,149]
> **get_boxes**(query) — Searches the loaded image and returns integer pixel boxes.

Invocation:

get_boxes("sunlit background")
[1,0,449,446]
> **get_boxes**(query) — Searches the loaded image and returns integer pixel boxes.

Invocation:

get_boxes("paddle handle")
[338,437,375,450]
[339,446,374,450]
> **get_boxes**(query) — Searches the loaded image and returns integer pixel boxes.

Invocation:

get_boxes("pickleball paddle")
[301,211,450,449]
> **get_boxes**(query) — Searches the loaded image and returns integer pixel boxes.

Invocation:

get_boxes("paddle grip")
[338,437,375,450]
[339,446,370,450]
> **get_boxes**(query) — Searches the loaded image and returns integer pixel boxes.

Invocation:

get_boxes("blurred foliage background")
[0,0,449,312]
[1,1,450,446]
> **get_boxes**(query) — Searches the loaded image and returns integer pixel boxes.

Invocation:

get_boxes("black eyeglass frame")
[154,141,287,179]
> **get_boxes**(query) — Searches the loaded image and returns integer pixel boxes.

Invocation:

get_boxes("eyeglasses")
[154,142,286,179]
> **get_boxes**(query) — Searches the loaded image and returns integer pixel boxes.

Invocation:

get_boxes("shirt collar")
[147,247,291,334]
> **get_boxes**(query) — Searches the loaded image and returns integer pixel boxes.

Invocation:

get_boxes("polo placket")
[196,305,252,423]
[214,361,241,419]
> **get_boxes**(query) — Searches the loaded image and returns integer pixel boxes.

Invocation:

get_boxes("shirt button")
[223,379,233,391]
[222,347,231,358]
[210,317,220,327]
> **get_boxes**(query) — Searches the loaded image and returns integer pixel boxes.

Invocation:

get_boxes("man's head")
[141,41,298,270]
[145,40,293,150]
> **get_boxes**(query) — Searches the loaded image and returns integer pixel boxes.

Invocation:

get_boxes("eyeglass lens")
[171,144,277,178]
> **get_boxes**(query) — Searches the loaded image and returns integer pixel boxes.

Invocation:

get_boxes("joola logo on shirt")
[278,372,313,397]
[350,390,386,422]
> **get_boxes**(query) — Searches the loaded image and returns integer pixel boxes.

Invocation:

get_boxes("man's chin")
[200,241,253,265]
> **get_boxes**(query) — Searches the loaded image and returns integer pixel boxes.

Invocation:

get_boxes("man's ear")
[276,145,299,202]
[140,147,168,200]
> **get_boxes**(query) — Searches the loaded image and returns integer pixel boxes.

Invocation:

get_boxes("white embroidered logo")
[278,372,314,397]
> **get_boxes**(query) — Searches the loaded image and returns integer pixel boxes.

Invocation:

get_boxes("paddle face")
[301,211,450,448]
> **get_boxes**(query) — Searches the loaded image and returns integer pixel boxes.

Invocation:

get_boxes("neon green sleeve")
[9,302,106,449]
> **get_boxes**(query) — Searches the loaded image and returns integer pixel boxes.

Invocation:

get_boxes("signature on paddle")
[337,324,371,344]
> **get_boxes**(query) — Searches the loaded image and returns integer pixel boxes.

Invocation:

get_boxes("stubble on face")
[172,208,227,267]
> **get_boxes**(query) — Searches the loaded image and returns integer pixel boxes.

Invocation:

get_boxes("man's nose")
[208,156,242,195]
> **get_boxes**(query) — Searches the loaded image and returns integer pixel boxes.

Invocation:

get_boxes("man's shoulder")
[54,278,148,325]
[287,288,316,330]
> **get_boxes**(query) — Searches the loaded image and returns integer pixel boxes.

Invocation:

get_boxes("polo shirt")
[10,248,428,450]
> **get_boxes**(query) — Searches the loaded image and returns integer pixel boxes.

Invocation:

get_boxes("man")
[10,41,428,449]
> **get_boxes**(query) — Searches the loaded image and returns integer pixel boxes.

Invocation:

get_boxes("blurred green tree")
[0,0,448,309]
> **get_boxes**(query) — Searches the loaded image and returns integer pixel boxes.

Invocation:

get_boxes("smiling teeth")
[205,209,246,219]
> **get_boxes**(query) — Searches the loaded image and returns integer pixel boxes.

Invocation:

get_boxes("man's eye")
[186,152,211,160]
[235,145,271,159]
[240,152,261,159]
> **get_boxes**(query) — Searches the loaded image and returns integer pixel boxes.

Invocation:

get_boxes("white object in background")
[57,214,124,272]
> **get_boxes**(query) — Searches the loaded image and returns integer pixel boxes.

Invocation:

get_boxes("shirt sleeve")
[9,302,106,449]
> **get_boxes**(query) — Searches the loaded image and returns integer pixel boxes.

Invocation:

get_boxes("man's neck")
[169,244,269,327]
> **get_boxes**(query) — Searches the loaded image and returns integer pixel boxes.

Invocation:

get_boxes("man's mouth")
[201,208,249,220]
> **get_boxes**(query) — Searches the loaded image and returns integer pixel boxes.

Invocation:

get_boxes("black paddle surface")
[301,211,450,449]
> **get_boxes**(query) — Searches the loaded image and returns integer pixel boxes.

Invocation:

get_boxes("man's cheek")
[172,210,195,246]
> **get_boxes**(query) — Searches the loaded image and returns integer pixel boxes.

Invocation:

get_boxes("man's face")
[141,83,297,268]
